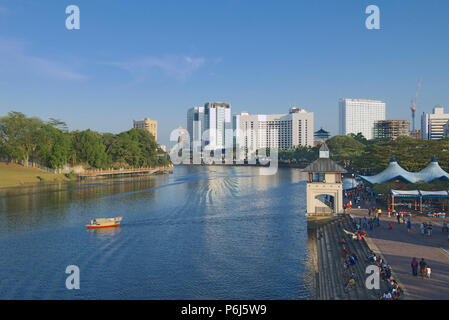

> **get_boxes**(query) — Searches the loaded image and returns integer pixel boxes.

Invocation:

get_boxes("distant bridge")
[77,165,173,179]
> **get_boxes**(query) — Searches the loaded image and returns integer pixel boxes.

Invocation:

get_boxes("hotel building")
[421,106,449,140]
[234,107,314,158]
[133,117,158,142]
[339,99,386,140]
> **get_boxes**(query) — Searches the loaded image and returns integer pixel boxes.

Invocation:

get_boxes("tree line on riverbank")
[0,111,170,169]
[279,134,449,174]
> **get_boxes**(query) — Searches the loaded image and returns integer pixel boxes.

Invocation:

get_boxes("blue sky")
[1,0,449,146]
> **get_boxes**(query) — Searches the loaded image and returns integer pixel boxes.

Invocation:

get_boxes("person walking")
[407,219,412,232]
[411,257,418,276]
[396,213,401,224]
[419,258,427,279]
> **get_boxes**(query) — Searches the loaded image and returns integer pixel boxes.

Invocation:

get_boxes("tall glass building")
[187,102,232,152]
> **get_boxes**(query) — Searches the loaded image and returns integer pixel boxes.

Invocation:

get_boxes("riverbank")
[0,162,70,188]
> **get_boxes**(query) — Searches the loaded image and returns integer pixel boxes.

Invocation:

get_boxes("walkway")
[349,207,449,300]
[78,165,173,178]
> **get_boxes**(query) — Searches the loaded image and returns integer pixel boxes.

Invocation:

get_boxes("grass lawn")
[0,162,70,188]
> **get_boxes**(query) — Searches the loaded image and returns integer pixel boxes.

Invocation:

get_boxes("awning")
[420,190,449,198]
[391,190,421,197]
[390,189,449,198]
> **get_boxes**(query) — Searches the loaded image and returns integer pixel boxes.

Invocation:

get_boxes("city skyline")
[1,1,449,147]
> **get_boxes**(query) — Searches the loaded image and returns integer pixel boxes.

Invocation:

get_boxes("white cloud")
[0,37,86,81]
[109,55,206,82]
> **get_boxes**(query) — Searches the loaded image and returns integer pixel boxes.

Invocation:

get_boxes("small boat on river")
[86,217,122,229]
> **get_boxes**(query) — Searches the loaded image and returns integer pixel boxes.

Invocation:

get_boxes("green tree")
[37,120,72,169]
[0,111,43,166]
[71,130,109,169]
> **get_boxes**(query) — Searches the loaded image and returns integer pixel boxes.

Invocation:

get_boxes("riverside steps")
[311,214,391,300]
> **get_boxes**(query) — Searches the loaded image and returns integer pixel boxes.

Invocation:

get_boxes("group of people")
[366,251,403,300]
[338,223,361,292]
[381,279,402,300]
[355,215,379,231]
[341,244,359,291]
[395,212,408,224]
[420,222,433,236]
[411,257,431,279]
[344,185,373,209]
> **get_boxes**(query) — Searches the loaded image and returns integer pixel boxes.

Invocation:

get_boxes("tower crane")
[411,78,422,133]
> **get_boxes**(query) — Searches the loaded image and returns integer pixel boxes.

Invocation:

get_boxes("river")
[0,166,315,299]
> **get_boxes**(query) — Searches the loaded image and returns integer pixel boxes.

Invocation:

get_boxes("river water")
[0,166,315,299]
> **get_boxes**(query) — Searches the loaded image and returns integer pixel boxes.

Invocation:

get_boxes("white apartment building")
[234,108,314,158]
[339,99,386,140]
[421,106,449,140]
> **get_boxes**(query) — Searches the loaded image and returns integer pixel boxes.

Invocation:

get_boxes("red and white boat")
[86,217,122,229]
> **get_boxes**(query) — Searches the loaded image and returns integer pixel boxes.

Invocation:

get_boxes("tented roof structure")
[415,156,449,182]
[358,155,449,185]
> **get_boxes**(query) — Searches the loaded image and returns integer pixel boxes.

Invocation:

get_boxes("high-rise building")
[339,99,386,140]
[133,117,158,142]
[235,108,314,158]
[373,120,410,140]
[204,102,232,150]
[187,106,205,150]
[187,102,232,152]
[443,122,449,137]
[421,106,449,140]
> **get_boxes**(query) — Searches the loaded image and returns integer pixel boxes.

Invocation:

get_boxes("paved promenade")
[349,207,449,300]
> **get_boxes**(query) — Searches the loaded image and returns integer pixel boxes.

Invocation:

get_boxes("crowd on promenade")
[342,178,449,299]
[343,186,407,299]
[333,214,403,300]
[365,250,403,300]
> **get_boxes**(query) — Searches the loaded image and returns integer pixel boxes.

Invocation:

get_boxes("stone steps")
[345,216,389,297]
[315,215,391,300]
[316,228,327,300]
[333,221,362,299]
[327,221,348,299]
[325,223,342,299]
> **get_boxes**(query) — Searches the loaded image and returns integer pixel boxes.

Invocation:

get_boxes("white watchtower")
[303,144,347,216]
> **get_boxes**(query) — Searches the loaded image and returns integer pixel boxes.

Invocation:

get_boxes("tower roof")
[319,143,329,152]
[315,128,330,134]
[303,144,347,173]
